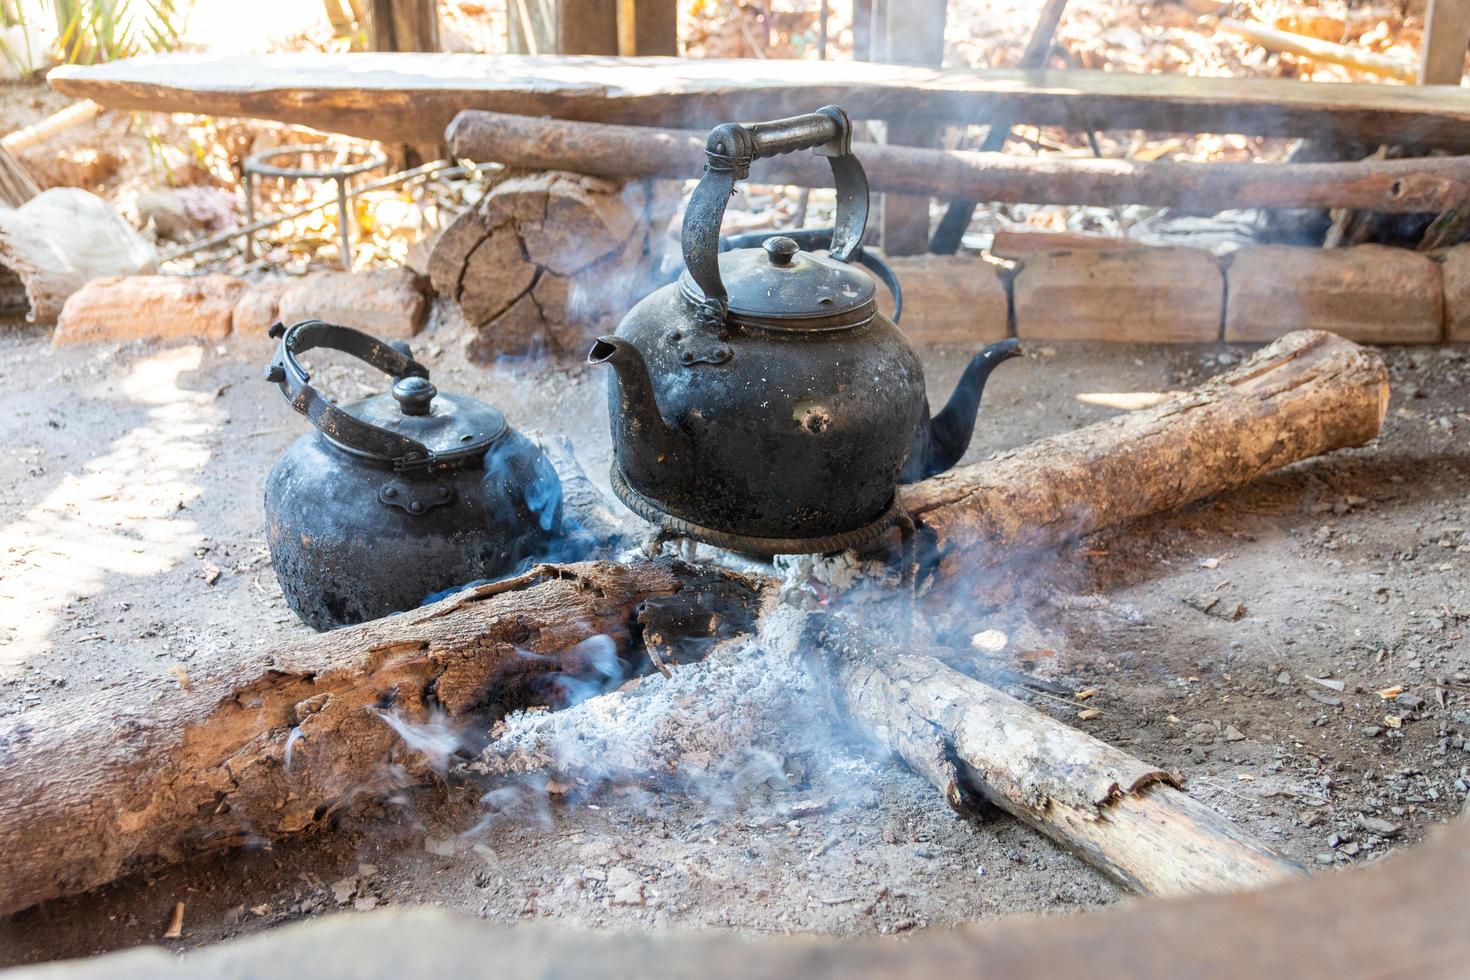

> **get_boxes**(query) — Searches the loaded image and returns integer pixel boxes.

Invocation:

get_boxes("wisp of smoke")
[371,707,462,773]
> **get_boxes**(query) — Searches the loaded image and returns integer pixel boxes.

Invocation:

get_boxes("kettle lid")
[266,320,508,470]
[329,380,507,464]
[679,235,876,329]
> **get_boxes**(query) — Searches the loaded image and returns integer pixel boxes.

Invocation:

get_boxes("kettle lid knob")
[763,236,800,267]
[392,376,437,416]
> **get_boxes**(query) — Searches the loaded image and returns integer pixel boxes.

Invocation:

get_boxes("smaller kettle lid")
[327,385,508,464]
[680,235,876,329]
[267,320,509,470]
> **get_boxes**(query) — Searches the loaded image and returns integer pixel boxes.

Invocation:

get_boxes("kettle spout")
[901,338,1023,483]
[589,336,690,478]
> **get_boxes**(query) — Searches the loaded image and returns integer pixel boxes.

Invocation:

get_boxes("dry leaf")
[162,901,185,939]
[1075,688,1099,701]
[1384,715,1403,729]
[1077,708,1100,720]
[1377,685,1404,699]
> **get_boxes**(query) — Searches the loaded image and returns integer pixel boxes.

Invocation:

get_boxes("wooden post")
[367,0,439,52]
[510,0,621,54]
[368,0,442,169]
[869,0,947,255]
[617,0,677,55]
[1419,0,1470,84]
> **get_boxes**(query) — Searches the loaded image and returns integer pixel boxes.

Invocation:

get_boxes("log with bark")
[48,53,1470,149]
[905,329,1389,580]
[446,110,1470,215]
[0,331,1387,916]
[427,171,676,359]
[813,618,1303,894]
[0,560,712,917]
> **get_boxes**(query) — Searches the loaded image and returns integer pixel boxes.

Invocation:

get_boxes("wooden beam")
[445,110,1470,214]
[1220,18,1418,83]
[48,54,1470,148]
[1420,0,1470,84]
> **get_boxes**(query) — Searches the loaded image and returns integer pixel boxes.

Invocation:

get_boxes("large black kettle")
[263,320,564,630]
[589,106,1019,556]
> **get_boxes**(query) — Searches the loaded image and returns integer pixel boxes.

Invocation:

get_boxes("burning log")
[446,110,1470,215]
[815,621,1303,894]
[904,330,1389,581]
[0,559,703,918]
[427,171,676,359]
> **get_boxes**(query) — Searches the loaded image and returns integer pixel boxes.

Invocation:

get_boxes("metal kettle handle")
[682,106,870,325]
[264,319,437,469]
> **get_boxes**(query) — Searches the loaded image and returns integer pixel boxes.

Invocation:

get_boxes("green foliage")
[1,0,190,77]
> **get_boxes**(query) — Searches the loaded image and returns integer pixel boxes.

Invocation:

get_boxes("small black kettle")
[263,320,564,630]
[589,106,1020,556]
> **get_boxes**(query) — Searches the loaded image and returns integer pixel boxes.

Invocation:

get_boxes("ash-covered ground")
[0,305,1466,966]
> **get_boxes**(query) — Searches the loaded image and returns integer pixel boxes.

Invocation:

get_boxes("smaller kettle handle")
[682,106,870,325]
[264,319,437,470]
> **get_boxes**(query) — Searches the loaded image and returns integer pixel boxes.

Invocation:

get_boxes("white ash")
[471,602,884,810]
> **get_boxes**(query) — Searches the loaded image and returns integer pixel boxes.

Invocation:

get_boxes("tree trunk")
[0,560,694,917]
[446,110,1470,215]
[817,620,1303,894]
[903,330,1389,580]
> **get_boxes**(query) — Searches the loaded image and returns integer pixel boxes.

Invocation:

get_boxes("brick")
[882,254,1008,344]
[233,268,429,341]
[1437,244,1470,343]
[1013,246,1223,343]
[53,274,244,345]
[230,278,290,339]
[1225,245,1441,344]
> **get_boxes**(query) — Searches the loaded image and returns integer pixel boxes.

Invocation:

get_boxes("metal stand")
[242,145,387,270]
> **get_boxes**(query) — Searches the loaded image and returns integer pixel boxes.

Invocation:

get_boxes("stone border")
[893,242,1469,346]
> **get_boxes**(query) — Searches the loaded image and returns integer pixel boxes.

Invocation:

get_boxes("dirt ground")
[0,301,1465,967]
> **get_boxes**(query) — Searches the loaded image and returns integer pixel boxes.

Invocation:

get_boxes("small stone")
[331,876,358,906]
[1356,816,1402,837]
[424,834,459,857]
[1362,725,1385,738]
[607,865,645,906]
[353,895,378,912]
[970,629,1008,653]
[1394,692,1425,711]
[1275,670,1292,685]
[1222,725,1247,742]
[1315,853,1335,866]
[1306,676,1346,693]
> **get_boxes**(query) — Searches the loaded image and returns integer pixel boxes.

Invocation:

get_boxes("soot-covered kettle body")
[263,320,563,630]
[590,106,1020,556]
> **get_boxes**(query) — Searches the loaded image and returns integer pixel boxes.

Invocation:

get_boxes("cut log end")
[427,171,676,360]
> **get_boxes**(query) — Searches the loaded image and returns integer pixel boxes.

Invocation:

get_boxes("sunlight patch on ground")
[1075,390,1176,411]
[0,346,220,669]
